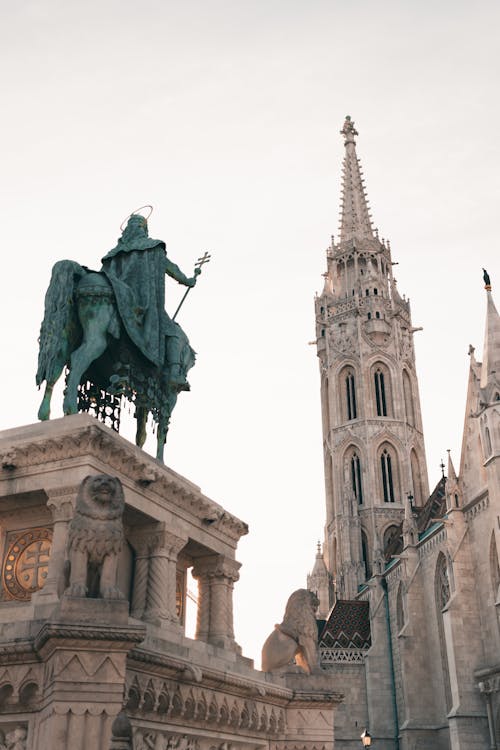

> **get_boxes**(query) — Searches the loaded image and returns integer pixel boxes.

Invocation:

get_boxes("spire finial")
[340,115,358,144]
[483,268,492,291]
[316,540,321,555]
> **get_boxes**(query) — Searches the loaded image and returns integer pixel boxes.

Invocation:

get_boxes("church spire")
[480,270,500,392]
[339,116,374,244]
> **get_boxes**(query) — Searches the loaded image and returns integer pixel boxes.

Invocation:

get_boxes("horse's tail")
[36,260,87,386]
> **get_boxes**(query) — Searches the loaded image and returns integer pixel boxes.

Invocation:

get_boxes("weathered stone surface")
[262,589,320,675]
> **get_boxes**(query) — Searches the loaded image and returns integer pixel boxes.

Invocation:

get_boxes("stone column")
[478,681,498,750]
[32,486,77,606]
[129,533,151,620]
[143,527,186,628]
[192,555,241,651]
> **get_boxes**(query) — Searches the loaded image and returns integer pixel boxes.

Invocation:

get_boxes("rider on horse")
[101,214,197,389]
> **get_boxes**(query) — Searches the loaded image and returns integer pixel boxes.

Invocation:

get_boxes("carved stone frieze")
[126,672,286,737]
[0,423,248,542]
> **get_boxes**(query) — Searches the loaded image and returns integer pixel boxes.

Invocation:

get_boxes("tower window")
[365,289,369,296]
[367,312,372,320]
[374,369,387,416]
[361,531,371,579]
[374,288,378,295]
[351,452,363,504]
[375,311,380,319]
[345,372,357,420]
[321,329,325,337]
[381,449,395,503]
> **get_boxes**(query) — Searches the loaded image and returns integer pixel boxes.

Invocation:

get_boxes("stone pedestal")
[0,416,341,750]
[32,598,144,749]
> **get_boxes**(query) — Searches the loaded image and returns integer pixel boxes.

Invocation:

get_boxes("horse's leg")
[156,425,167,462]
[135,406,147,448]
[63,307,112,415]
[38,382,56,421]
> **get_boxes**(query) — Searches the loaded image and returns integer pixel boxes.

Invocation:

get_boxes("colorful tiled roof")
[319,600,371,649]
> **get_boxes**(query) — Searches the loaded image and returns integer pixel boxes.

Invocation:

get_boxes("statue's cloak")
[101,235,167,368]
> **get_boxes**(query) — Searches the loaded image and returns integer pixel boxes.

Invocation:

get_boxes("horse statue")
[36,211,208,462]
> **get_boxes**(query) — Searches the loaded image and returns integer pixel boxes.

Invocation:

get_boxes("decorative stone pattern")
[1,528,52,601]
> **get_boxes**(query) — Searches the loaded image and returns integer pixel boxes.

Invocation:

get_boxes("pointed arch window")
[350,452,363,504]
[345,370,357,421]
[381,448,395,503]
[410,450,422,506]
[374,368,387,416]
[436,554,451,610]
[361,530,371,579]
[383,524,401,560]
[403,370,415,426]
[490,533,500,605]
[396,582,405,632]
[485,426,492,456]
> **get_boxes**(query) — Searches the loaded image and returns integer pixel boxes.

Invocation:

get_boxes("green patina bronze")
[36,213,208,461]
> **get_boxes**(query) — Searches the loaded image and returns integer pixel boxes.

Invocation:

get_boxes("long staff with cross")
[172,251,211,321]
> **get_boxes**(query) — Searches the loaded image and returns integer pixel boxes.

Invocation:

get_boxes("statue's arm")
[164,257,197,287]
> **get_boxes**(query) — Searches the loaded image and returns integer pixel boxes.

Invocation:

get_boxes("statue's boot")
[168,364,190,391]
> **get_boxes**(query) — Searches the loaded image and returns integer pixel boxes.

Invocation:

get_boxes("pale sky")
[1,1,499,665]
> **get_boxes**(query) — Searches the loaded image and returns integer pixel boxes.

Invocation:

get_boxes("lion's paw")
[66,583,87,598]
[101,586,124,600]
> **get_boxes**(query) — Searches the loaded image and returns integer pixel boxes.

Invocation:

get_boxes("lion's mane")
[278,588,319,641]
[261,588,320,674]
[68,475,125,563]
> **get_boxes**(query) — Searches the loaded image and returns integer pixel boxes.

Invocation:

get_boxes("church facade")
[307,117,500,749]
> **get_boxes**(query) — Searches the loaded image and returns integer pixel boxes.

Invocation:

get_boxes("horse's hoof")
[38,406,50,421]
[63,399,78,416]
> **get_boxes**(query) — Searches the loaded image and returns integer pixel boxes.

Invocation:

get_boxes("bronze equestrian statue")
[36,211,208,461]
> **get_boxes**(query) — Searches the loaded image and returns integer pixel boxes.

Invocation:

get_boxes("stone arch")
[371,360,393,417]
[377,442,401,504]
[383,523,401,561]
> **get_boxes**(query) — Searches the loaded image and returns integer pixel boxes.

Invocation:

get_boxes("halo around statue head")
[120,205,153,232]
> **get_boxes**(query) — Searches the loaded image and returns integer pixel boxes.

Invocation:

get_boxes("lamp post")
[360,729,372,746]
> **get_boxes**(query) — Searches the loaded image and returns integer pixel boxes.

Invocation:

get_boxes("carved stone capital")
[149,526,187,559]
[46,486,78,522]
[192,555,241,583]
[128,526,157,556]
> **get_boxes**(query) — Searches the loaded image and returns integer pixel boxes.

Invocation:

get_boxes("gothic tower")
[315,117,429,599]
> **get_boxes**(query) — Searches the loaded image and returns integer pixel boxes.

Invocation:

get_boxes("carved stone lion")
[65,474,125,599]
[261,589,320,674]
